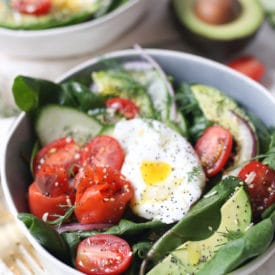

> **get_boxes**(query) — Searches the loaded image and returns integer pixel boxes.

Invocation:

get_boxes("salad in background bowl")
[0,0,148,58]
[1,48,275,274]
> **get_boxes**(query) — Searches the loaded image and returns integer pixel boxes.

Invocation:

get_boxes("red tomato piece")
[74,166,133,224]
[28,183,75,221]
[81,136,124,170]
[75,234,132,275]
[238,161,275,219]
[227,55,265,82]
[11,0,51,15]
[35,164,70,197]
[195,125,233,177]
[33,137,81,175]
[105,97,140,119]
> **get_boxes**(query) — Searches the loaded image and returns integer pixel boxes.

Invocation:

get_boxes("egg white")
[113,118,206,224]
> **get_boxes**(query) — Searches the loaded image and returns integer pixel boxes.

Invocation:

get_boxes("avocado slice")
[172,0,264,57]
[92,71,155,118]
[147,186,252,274]
[191,84,258,175]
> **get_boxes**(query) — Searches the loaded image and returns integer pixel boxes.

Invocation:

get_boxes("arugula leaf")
[61,81,104,111]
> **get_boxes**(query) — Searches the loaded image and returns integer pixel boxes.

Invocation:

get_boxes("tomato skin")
[35,164,70,197]
[195,125,233,177]
[33,137,81,176]
[238,161,275,219]
[81,136,124,170]
[227,55,265,82]
[28,183,75,221]
[11,0,51,15]
[74,166,133,224]
[75,234,132,275]
[105,97,140,119]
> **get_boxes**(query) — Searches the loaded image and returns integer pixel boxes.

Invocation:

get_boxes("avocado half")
[172,0,265,58]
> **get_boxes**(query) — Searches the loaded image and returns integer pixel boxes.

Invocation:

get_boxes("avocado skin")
[171,0,264,59]
[172,13,260,59]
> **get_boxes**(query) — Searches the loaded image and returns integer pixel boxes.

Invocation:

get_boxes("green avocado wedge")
[146,186,252,275]
[172,0,264,57]
[139,176,243,273]
[191,84,258,175]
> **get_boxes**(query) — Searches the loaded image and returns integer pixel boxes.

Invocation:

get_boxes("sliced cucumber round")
[35,105,102,146]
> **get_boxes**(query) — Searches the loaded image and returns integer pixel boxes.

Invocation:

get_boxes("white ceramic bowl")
[1,49,275,274]
[0,0,148,59]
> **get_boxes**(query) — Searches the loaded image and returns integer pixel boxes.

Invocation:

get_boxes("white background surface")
[0,0,275,273]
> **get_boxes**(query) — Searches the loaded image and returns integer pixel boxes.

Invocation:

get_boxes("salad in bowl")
[0,0,131,30]
[0,0,147,58]
[1,48,275,274]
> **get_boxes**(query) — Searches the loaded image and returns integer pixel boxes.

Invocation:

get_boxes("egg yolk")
[141,161,172,185]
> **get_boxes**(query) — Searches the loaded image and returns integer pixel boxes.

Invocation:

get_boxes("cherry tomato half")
[35,164,70,197]
[238,161,275,219]
[33,137,81,176]
[81,136,124,170]
[195,125,233,177]
[12,0,51,15]
[28,183,75,221]
[74,166,133,224]
[105,97,140,119]
[76,234,132,275]
[227,55,265,82]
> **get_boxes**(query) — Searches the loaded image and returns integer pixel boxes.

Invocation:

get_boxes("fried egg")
[113,118,206,224]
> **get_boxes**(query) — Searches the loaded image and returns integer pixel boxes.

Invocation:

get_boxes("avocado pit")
[172,0,264,58]
[194,0,242,25]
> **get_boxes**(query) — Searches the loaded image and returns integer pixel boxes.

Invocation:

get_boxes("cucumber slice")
[35,105,102,145]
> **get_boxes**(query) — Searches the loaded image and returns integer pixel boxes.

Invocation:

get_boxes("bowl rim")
[1,48,275,274]
[0,0,141,37]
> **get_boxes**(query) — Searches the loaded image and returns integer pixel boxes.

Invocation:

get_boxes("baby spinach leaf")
[198,218,274,274]
[12,75,62,114]
[18,213,70,264]
[12,75,104,118]
[141,176,242,270]
[62,219,170,266]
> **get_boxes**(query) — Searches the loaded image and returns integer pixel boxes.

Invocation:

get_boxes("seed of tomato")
[76,234,132,275]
